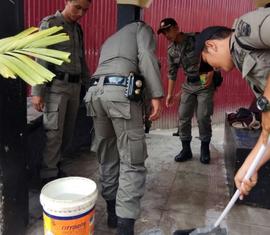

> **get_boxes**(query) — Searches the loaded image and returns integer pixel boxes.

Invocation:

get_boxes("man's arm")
[31,19,51,112]
[166,79,176,107]
[234,134,270,198]
[166,51,179,107]
[261,73,270,144]
[137,24,163,98]
[137,23,164,120]
[149,98,162,121]
[77,24,91,89]
[235,74,270,197]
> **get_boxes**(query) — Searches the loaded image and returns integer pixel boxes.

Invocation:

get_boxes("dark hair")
[203,26,233,51]
[209,27,233,40]
[195,26,233,54]
[265,2,270,8]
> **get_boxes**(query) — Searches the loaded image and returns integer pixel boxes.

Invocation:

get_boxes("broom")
[173,138,270,235]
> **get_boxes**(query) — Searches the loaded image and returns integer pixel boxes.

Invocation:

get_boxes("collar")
[55,10,76,28]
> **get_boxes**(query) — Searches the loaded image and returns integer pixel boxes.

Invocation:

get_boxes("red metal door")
[24,0,256,128]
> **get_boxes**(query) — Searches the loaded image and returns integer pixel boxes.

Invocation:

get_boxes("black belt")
[93,76,128,87]
[54,71,81,83]
[187,75,200,83]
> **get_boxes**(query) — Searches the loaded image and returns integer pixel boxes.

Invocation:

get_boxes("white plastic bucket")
[40,177,98,235]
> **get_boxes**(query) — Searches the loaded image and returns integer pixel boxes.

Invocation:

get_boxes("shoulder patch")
[42,14,56,23]
[236,19,251,37]
[40,15,57,29]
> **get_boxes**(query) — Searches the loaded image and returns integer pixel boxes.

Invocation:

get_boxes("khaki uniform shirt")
[230,8,270,97]
[32,11,89,96]
[167,33,200,81]
[92,22,163,99]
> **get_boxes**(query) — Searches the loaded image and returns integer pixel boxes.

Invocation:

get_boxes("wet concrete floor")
[26,124,270,235]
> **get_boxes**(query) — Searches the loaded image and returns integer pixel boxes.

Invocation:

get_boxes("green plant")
[0,26,70,85]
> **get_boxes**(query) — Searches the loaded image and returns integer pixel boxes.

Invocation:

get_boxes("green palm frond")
[0,26,70,85]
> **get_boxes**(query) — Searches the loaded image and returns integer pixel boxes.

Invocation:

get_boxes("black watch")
[256,95,270,112]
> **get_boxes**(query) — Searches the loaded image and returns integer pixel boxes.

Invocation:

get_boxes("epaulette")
[42,14,57,23]
[39,14,57,29]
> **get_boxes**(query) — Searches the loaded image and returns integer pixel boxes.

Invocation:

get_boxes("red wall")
[24,0,117,74]
[24,0,256,128]
[144,0,256,128]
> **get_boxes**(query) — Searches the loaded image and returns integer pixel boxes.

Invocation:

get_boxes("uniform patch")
[234,48,246,66]
[237,20,251,37]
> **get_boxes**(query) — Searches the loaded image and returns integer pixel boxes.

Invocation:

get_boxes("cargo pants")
[179,81,215,142]
[85,77,147,219]
[41,78,81,178]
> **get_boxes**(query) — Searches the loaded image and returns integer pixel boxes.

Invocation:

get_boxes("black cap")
[157,18,177,34]
[195,26,229,55]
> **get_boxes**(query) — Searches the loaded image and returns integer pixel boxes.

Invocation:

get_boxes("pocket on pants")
[85,90,97,117]
[43,103,59,130]
[180,92,191,104]
[85,101,96,117]
[126,129,147,164]
[108,101,131,119]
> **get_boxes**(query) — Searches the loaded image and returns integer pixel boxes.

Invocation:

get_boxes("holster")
[125,72,144,102]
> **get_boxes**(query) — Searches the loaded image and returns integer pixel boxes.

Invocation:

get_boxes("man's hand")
[234,165,258,200]
[204,71,214,88]
[165,94,174,108]
[174,91,181,105]
[32,96,44,112]
[261,111,270,144]
[149,98,162,121]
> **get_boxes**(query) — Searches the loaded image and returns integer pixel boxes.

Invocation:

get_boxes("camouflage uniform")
[168,33,215,143]
[31,11,89,179]
[230,7,270,96]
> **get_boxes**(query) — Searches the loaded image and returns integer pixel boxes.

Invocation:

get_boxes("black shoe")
[175,149,193,162]
[144,127,150,134]
[117,217,135,235]
[106,200,117,228]
[172,130,180,136]
[175,140,193,162]
[200,141,210,164]
[173,229,195,235]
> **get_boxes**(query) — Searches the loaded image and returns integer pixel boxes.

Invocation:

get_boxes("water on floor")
[26,124,270,235]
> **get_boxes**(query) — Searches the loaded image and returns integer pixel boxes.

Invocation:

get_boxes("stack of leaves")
[0,26,70,85]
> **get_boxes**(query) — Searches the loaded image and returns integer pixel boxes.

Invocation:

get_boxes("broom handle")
[214,139,269,228]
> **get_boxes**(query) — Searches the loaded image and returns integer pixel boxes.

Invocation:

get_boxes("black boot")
[175,140,193,162]
[173,229,195,235]
[117,217,135,235]
[200,141,210,164]
[172,129,180,136]
[106,200,117,228]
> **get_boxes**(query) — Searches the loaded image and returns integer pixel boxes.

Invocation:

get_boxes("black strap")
[235,36,258,51]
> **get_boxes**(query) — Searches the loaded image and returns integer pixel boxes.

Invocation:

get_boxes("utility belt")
[93,76,128,87]
[187,75,200,83]
[54,71,81,83]
[93,72,144,102]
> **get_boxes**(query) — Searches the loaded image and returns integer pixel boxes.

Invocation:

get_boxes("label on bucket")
[43,208,95,235]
